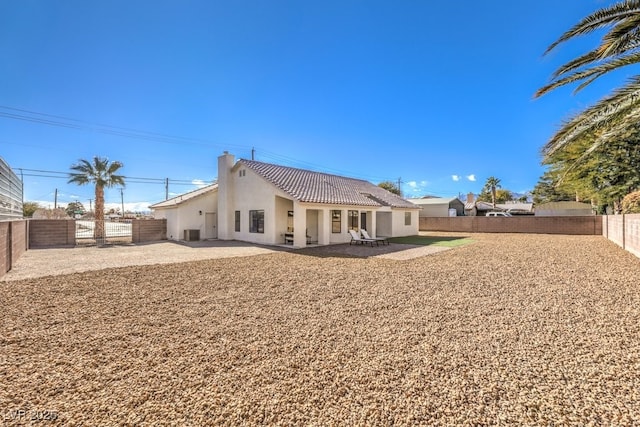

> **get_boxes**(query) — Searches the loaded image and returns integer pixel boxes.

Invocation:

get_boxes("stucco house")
[151,152,420,247]
[407,197,465,217]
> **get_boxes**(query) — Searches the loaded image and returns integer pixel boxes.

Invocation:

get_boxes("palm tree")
[484,176,501,209]
[68,157,125,239]
[536,1,640,161]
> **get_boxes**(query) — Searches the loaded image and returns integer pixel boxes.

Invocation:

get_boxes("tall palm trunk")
[95,185,105,239]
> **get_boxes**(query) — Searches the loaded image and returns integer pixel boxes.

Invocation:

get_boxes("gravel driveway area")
[2,233,640,425]
[2,238,449,281]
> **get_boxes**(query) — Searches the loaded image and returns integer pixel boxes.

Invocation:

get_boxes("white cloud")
[192,179,207,188]
[452,175,460,182]
[466,174,476,182]
[403,180,430,196]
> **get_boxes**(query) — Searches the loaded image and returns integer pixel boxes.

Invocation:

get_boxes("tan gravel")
[2,233,640,426]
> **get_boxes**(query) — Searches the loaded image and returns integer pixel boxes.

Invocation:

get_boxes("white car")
[486,212,512,217]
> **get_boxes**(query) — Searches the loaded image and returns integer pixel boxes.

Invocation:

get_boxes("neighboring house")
[465,200,494,216]
[463,192,534,216]
[0,156,23,220]
[150,184,218,240]
[535,201,594,216]
[407,197,465,217]
[496,202,534,215]
[151,152,420,247]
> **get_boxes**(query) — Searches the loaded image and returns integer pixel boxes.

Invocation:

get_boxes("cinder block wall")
[0,220,28,276]
[28,219,76,248]
[603,214,640,258]
[0,222,9,274]
[132,219,167,243]
[420,216,602,235]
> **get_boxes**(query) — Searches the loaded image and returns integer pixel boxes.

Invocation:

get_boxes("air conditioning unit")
[184,229,200,241]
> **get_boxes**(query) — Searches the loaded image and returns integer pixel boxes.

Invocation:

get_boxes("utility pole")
[54,188,58,209]
[397,177,402,197]
[165,178,169,200]
[251,147,255,160]
[120,188,124,216]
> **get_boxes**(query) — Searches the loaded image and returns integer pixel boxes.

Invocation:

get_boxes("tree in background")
[478,177,502,208]
[68,157,125,239]
[378,181,401,196]
[622,190,640,213]
[65,201,86,218]
[531,169,576,204]
[22,201,41,218]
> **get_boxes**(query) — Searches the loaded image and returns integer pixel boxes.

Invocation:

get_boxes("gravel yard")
[2,233,640,425]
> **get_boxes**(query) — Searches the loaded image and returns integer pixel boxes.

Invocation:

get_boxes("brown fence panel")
[0,222,9,274]
[0,220,28,278]
[28,219,76,248]
[420,216,602,235]
[132,219,167,243]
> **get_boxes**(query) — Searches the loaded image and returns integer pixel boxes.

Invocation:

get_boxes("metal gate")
[76,220,132,245]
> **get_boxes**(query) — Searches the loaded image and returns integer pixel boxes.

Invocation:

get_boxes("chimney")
[466,192,475,204]
[217,151,235,240]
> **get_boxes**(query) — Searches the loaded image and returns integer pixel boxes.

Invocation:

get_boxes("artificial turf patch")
[387,235,474,247]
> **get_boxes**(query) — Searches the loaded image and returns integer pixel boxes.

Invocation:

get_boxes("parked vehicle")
[486,211,512,217]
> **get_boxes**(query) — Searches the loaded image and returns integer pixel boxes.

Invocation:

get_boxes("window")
[348,210,359,230]
[235,211,241,232]
[249,210,264,233]
[331,210,341,233]
[287,211,294,232]
[405,211,411,226]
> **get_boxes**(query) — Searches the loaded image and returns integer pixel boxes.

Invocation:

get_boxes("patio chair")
[349,229,378,246]
[360,229,389,246]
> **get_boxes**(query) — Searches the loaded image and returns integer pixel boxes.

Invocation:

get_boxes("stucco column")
[293,202,306,248]
[318,209,330,245]
[370,210,378,237]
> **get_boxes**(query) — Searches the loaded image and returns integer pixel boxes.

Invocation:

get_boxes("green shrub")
[622,190,640,213]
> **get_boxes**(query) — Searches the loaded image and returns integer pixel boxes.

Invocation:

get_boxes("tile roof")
[149,183,218,209]
[239,159,416,208]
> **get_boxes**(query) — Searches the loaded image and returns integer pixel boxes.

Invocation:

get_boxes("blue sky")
[0,1,624,211]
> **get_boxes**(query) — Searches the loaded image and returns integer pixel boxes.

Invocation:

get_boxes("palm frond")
[543,77,640,157]
[599,15,640,56]
[544,0,640,55]
[536,50,640,97]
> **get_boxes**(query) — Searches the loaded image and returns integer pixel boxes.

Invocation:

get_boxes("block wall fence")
[419,216,603,235]
[0,220,28,275]
[602,214,640,259]
[0,219,167,278]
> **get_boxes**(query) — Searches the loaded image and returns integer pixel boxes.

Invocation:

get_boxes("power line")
[0,105,248,151]
[2,105,436,187]
[15,168,212,185]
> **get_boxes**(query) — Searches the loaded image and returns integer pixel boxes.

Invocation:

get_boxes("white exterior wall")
[152,192,217,241]
[227,163,288,245]
[390,209,419,237]
[376,212,392,237]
